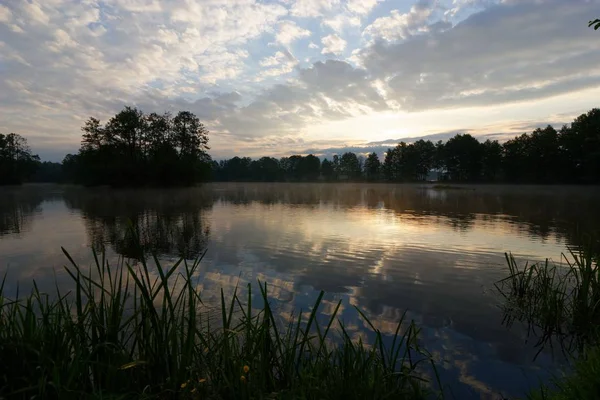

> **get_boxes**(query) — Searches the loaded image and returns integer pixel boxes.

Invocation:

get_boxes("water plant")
[0,248,440,399]
[496,236,600,399]
[495,240,600,357]
[527,345,600,400]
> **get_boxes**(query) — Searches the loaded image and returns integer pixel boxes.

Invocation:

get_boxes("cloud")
[300,121,574,160]
[274,20,311,45]
[204,60,388,153]
[0,0,287,149]
[363,0,437,41]
[256,50,299,81]
[358,0,600,110]
[321,34,347,55]
[323,14,361,33]
[0,4,12,23]
[290,0,341,18]
[22,1,50,25]
[0,0,598,162]
[444,0,495,18]
[346,0,381,15]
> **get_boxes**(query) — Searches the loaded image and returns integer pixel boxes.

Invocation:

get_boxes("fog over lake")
[2,182,600,399]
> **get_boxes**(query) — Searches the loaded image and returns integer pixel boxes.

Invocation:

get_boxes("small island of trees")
[63,107,212,186]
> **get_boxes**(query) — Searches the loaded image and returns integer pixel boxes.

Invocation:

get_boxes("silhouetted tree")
[0,133,39,185]
[443,134,483,181]
[30,162,64,183]
[332,155,340,180]
[364,152,381,181]
[528,126,561,183]
[217,157,252,181]
[64,107,211,186]
[412,140,436,180]
[339,152,361,180]
[383,141,435,181]
[321,159,334,180]
[481,140,503,182]
[302,154,321,181]
[250,157,281,181]
[383,144,402,181]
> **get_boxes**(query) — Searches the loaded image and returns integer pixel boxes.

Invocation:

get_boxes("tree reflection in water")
[0,185,62,236]
[63,187,212,260]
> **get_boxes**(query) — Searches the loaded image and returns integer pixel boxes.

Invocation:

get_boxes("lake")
[2,182,600,399]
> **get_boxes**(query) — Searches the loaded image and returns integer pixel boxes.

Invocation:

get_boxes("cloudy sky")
[0,0,598,161]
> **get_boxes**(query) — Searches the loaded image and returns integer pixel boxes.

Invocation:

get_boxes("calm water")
[2,182,600,399]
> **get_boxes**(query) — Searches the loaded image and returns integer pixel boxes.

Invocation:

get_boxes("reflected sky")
[1,183,600,399]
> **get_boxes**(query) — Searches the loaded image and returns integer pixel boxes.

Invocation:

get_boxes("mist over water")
[2,182,600,399]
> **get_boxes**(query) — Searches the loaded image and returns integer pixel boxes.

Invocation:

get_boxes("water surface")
[2,182,600,399]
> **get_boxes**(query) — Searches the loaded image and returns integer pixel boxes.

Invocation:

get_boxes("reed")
[0,248,440,399]
[496,237,600,399]
[495,242,600,355]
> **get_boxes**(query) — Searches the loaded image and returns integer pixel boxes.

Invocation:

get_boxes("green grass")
[0,248,441,400]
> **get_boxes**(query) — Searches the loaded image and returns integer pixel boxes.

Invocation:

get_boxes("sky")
[0,0,598,162]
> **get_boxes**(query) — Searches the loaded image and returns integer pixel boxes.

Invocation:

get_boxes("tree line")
[213,108,600,184]
[1,107,599,186]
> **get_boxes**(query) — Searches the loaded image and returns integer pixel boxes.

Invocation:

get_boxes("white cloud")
[321,34,347,55]
[257,50,299,80]
[0,4,12,23]
[260,52,288,67]
[446,0,491,16]
[363,0,436,42]
[323,14,361,33]
[22,1,50,25]
[112,0,163,13]
[275,20,311,45]
[290,0,341,18]
[0,0,289,156]
[346,0,381,15]
[309,41,319,49]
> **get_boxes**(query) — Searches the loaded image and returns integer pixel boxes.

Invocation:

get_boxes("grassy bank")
[0,250,439,400]
[495,239,600,399]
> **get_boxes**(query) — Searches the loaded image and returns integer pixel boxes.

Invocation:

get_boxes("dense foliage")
[63,107,212,186]
[213,152,367,182]
[30,161,65,183]
[212,108,600,184]
[0,133,39,185]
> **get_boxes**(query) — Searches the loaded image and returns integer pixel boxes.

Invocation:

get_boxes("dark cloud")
[366,130,475,146]
[358,0,600,110]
